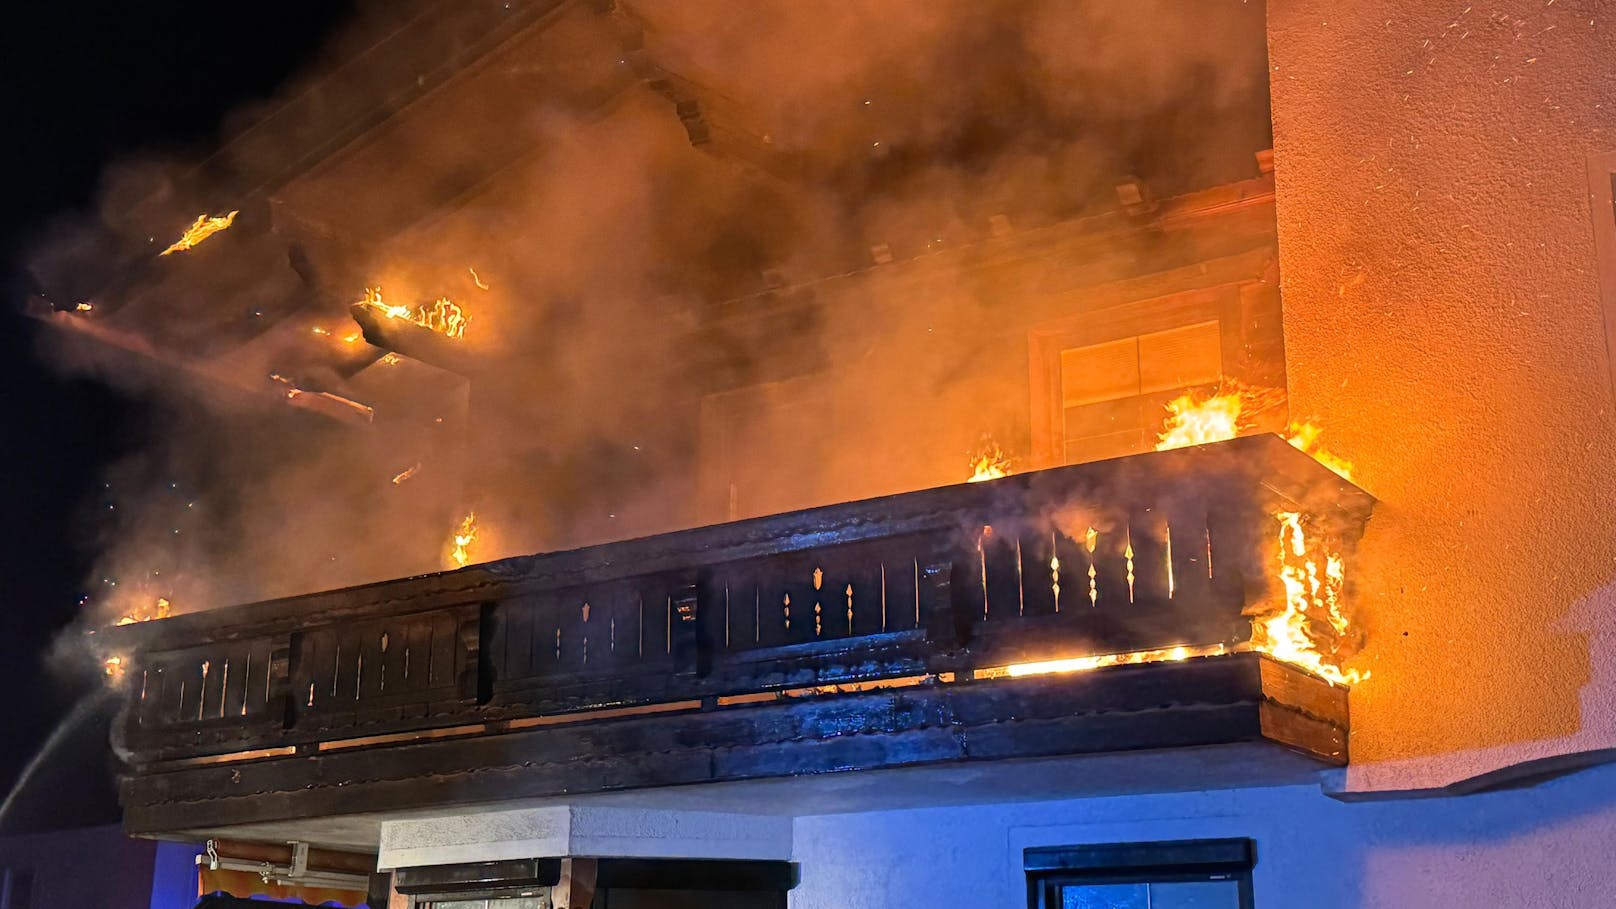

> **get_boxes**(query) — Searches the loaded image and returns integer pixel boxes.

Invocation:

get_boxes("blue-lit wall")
[790,760,1616,907]
[0,824,196,908]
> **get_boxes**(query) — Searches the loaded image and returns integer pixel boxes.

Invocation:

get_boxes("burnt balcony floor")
[103,435,1368,840]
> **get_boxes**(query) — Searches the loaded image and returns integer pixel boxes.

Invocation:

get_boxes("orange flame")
[999,642,1230,678]
[1155,384,1352,481]
[103,655,125,680]
[967,441,1012,482]
[1155,384,1283,451]
[159,211,238,256]
[1253,511,1366,686]
[1284,422,1355,481]
[447,512,478,568]
[116,596,172,626]
[359,287,469,340]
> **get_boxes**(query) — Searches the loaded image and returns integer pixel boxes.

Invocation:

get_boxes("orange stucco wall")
[1268,0,1616,789]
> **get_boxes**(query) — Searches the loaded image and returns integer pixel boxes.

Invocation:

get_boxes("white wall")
[790,760,1616,908]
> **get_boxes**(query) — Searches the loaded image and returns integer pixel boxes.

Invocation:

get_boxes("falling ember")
[358,287,469,340]
[967,441,1012,482]
[391,462,422,485]
[1253,511,1366,686]
[447,512,478,568]
[468,267,490,290]
[159,210,238,256]
[311,326,331,336]
[74,302,93,312]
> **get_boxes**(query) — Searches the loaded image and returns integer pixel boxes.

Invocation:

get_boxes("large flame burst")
[359,286,469,340]
[447,512,478,568]
[160,211,238,256]
[1155,384,1353,481]
[1258,512,1366,686]
[1154,384,1364,685]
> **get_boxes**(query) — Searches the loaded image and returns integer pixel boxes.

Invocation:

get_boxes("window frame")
[1027,283,1258,469]
[1025,838,1256,909]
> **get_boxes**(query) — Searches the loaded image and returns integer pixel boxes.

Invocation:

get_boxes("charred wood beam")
[105,434,1363,654]
[348,301,481,379]
[605,1,796,182]
[118,653,1345,836]
[104,434,1366,783]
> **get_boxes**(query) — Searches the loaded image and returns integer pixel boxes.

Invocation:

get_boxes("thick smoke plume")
[25,0,1272,623]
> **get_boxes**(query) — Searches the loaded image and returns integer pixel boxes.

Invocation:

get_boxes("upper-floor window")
[1058,320,1222,463]
[1028,278,1281,469]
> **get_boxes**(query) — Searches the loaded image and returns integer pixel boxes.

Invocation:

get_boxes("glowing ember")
[391,462,421,485]
[103,656,125,680]
[999,643,1230,678]
[469,267,490,290]
[116,596,172,626]
[159,210,238,256]
[447,512,478,568]
[1254,511,1366,686]
[967,441,1012,482]
[74,302,93,312]
[359,287,469,340]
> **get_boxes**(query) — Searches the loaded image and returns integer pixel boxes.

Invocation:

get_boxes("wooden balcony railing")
[103,434,1371,835]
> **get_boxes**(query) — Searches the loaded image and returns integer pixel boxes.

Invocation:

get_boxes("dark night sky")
[0,4,355,823]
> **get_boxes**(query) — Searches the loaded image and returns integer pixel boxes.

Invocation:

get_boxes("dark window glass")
[1028,839,1254,909]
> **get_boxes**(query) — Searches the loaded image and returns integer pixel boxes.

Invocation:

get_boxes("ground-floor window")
[1026,838,1254,909]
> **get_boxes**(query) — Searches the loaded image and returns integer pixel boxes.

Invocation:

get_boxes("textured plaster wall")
[1267,0,1616,789]
[789,760,1616,909]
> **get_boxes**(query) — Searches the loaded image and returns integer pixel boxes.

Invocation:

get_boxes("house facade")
[68,1,1616,906]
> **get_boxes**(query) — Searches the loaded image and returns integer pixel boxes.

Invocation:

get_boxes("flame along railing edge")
[103,434,1372,765]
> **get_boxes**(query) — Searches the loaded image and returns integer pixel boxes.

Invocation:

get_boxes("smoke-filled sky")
[1,0,1273,806]
[0,1,360,815]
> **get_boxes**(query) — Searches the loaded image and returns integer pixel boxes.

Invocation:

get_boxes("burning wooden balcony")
[101,434,1370,838]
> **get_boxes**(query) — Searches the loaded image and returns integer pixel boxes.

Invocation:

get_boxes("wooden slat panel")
[1091,517,1131,610]
[981,528,1022,622]
[1129,507,1171,607]
[1019,530,1058,618]
[1166,501,1214,611]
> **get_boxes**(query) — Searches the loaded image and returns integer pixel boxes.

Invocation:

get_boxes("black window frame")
[1025,838,1255,909]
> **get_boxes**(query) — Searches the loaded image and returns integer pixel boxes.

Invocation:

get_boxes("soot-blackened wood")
[104,435,1319,652]
[119,653,1343,836]
[108,435,1369,766]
